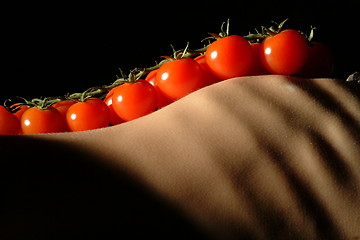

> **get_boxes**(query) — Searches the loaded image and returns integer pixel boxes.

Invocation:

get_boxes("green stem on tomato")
[8,19,295,109]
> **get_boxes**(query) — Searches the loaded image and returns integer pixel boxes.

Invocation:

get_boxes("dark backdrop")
[1,0,359,102]
[0,1,359,239]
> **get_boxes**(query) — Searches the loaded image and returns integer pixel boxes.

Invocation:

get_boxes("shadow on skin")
[200,76,360,239]
[1,76,360,239]
[0,136,212,240]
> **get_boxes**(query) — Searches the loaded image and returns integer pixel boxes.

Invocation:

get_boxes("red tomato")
[10,103,29,134]
[53,100,77,119]
[259,29,309,75]
[295,42,334,78]
[156,57,207,100]
[66,98,110,132]
[11,103,30,121]
[21,106,65,134]
[246,43,270,76]
[194,55,221,86]
[205,35,254,80]
[145,69,174,109]
[53,100,77,131]
[104,89,125,125]
[0,105,20,135]
[112,80,157,121]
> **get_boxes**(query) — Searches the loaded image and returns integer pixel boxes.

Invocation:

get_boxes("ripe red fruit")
[21,106,65,134]
[145,69,174,109]
[259,29,309,75]
[0,105,20,135]
[112,80,157,121]
[66,98,110,132]
[156,57,206,100]
[205,35,254,79]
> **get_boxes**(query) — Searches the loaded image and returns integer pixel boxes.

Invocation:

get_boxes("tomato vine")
[0,18,334,134]
[5,19,297,111]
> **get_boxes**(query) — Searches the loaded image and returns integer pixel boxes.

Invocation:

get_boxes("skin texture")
[1,75,360,239]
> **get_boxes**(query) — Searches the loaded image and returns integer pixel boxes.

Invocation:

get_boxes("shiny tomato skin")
[104,89,125,125]
[53,100,77,131]
[21,106,65,134]
[145,69,174,109]
[53,100,77,119]
[10,103,29,121]
[205,35,254,80]
[66,98,110,132]
[112,80,157,121]
[259,29,309,75]
[156,57,206,100]
[194,55,221,86]
[0,105,20,135]
[10,103,29,134]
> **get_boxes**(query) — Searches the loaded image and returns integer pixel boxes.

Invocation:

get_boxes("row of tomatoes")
[0,28,333,135]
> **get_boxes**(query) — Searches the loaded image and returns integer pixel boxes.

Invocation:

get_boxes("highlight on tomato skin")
[145,69,174,109]
[9,103,29,134]
[246,43,270,76]
[194,55,221,86]
[259,29,309,76]
[0,19,338,134]
[156,57,207,101]
[111,80,158,122]
[21,106,66,134]
[52,100,77,131]
[104,89,125,126]
[205,35,254,80]
[53,100,77,119]
[66,98,110,132]
[11,103,30,122]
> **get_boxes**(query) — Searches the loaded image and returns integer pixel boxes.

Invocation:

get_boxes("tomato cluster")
[0,20,334,135]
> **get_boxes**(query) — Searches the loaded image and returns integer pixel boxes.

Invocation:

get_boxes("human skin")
[1,75,360,239]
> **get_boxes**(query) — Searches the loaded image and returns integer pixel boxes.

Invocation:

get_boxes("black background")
[1,1,360,239]
[1,0,359,102]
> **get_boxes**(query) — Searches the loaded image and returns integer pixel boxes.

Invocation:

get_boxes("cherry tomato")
[295,42,334,78]
[112,80,157,121]
[53,100,77,119]
[11,103,30,121]
[145,69,174,109]
[0,105,20,135]
[246,43,270,76]
[205,35,254,80]
[156,57,207,100]
[10,103,29,134]
[194,55,221,86]
[53,100,77,131]
[259,29,309,75]
[104,89,125,125]
[21,106,65,134]
[66,98,110,132]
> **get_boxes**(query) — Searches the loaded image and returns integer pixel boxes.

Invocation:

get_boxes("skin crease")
[1,75,360,239]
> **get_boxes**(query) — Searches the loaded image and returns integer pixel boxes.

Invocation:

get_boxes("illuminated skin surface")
[1,75,360,239]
